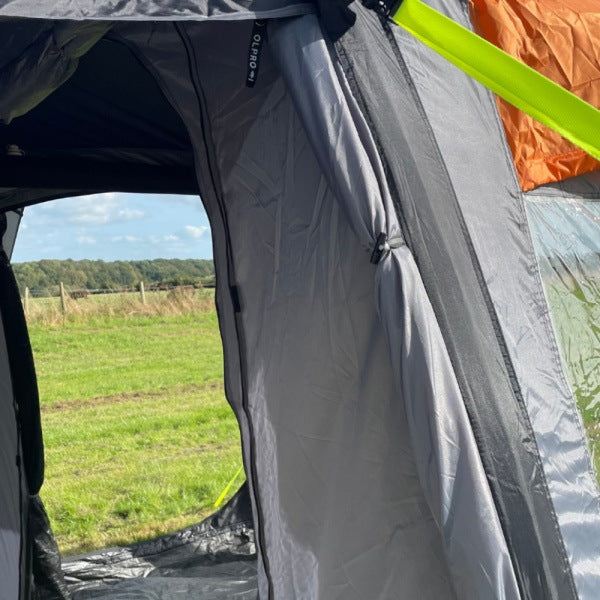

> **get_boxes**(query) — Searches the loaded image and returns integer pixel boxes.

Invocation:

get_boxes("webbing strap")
[389,0,600,161]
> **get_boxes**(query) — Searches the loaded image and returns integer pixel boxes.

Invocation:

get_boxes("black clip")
[370,232,405,264]
[361,0,404,18]
[370,232,389,264]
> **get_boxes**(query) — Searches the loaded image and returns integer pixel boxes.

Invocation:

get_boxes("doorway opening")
[12,192,244,557]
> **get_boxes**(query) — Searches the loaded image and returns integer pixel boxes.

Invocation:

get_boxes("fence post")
[59,282,67,313]
[140,281,147,305]
[24,286,29,315]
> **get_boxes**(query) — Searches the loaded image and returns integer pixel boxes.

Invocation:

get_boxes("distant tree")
[12,258,215,296]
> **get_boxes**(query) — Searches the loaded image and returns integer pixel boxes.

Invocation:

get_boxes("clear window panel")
[525,195,600,476]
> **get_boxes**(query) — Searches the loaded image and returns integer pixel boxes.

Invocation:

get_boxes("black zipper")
[174,23,274,600]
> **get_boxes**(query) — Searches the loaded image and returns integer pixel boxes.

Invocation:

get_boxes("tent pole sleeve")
[385,0,600,161]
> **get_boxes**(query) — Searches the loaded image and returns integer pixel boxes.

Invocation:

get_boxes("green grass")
[31,309,243,556]
[544,278,600,476]
[32,313,223,403]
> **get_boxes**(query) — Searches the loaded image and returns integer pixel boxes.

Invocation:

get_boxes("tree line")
[12,258,215,296]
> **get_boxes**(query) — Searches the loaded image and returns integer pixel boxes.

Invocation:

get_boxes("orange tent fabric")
[469,0,600,191]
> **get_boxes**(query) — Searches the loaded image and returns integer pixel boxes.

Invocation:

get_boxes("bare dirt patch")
[42,381,224,413]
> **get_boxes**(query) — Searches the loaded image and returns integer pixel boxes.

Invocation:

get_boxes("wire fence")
[21,281,216,323]
[23,279,215,299]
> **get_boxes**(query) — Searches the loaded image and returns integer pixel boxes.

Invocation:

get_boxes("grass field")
[29,291,243,556]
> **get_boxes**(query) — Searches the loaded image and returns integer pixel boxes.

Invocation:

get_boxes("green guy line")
[214,465,244,509]
[391,0,600,161]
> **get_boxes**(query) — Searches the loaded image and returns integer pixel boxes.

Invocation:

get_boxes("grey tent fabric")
[109,20,272,595]
[270,14,520,599]
[1,210,44,600]
[0,21,111,123]
[0,311,24,600]
[118,19,459,600]
[0,0,314,20]
[528,171,600,199]
[2,209,21,259]
[0,327,22,600]
[333,5,577,598]
[118,15,526,599]
[389,1,600,597]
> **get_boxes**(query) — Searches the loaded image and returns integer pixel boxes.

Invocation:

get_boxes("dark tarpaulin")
[29,495,70,600]
[61,484,257,600]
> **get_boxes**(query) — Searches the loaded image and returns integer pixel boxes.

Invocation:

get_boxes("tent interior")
[1,3,600,600]
[0,33,198,206]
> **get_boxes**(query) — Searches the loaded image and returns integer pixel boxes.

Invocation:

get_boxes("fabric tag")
[246,20,266,88]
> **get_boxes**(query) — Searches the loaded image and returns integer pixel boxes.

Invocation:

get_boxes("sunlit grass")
[30,308,243,556]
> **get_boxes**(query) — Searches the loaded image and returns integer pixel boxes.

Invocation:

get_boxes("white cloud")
[67,195,117,225]
[184,225,209,239]
[40,193,145,226]
[13,193,214,263]
[111,235,140,243]
[117,209,145,221]
[76,235,96,245]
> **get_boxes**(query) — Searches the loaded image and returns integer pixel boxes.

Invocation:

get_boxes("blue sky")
[12,193,213,263]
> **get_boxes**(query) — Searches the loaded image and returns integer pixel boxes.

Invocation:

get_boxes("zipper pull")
[246,20,266,88]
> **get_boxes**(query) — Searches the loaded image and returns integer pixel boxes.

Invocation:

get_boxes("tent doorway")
[10,191,255,598]
[11,190,243,551]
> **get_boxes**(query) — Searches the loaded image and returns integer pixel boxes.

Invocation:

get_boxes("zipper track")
[173,23,274,600]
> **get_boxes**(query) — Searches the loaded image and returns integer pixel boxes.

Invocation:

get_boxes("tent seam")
[332,41,410,250]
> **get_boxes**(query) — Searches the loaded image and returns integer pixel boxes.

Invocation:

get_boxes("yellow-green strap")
[390,0,600,161]
[213,465,244,509]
